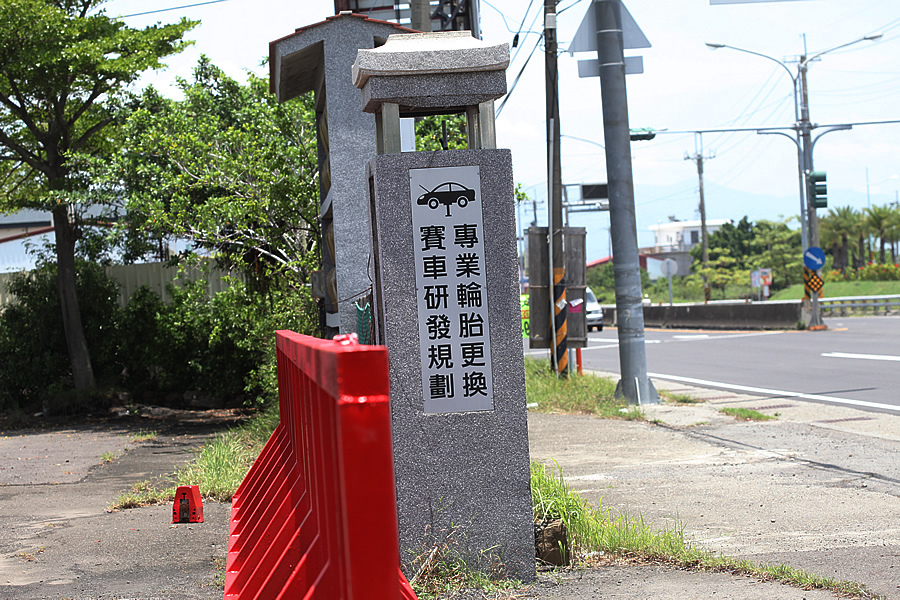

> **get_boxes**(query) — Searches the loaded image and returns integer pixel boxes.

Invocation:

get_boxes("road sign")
[662,258,678,277]
[803,267,824,298]
[803,246,826,271]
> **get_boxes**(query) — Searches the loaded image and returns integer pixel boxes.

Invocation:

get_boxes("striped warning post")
[803,267,824,299]
[553,267,568,376]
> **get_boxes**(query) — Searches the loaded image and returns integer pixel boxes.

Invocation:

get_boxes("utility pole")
[685,133,714,302]
[798,49,825,329]
[594,0,656,404]
[410,0,432,32]
[545,0,567,376]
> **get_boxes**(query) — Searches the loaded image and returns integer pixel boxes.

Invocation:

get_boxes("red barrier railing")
[224,331,418,600]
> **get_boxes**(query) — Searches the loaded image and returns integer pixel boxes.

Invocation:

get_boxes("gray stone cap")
[352,31,509,88]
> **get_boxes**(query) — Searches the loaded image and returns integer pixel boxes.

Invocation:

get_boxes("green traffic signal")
[809,170,827,209]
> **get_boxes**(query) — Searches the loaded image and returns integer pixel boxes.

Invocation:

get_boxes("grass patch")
[110,404,279,510]
[174,404,279,501]
[407,533,522,600]
[531,461,877,598]
[770,280,900,300]
[524,357,642,419]
[719,407,777,421]
[131,429,158,443]
[660,391,703,404]
[113,479,175,510]
[100,451,117,464]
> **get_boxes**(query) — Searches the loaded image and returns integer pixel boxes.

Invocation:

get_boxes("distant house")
[642,216,730,276]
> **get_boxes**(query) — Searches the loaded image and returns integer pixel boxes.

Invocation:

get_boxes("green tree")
[748,219,802,289]
[820,206,860,272]
[0,0,196,391]
[865,204,894,264]
[689,217,753,270]
[415,113,468,151]
[111,58,320,288]
[694,249,747,299]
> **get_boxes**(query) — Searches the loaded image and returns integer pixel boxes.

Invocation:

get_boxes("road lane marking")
[822,352,900,362]
[647,372,900,414]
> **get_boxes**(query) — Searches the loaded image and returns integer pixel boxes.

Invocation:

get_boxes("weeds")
[531,460,876,598]
[112,479,175,510]
[131,429,158,443]
[719,407,776,421]
[524,358,642,419]
[660,391,703,404]
[407,528,521,600]
[100,451,117,464]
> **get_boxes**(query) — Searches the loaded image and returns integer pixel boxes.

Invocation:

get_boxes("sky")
[84,0,900,262]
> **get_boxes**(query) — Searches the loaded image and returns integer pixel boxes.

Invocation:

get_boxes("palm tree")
[865,204,894,264]
[888,203,900,264]
[821,206,857,272]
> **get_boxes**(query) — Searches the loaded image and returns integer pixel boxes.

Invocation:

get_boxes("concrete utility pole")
[594,0,656,404]
[685,133,713,302]
[545,0,567,376]
[410,0,432,32]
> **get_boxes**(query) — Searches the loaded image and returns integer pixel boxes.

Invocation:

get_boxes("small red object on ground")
[172,485,203,523]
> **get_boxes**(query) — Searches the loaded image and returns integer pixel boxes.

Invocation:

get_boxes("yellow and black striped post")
[803,267,824,299]
[553,267,568,376]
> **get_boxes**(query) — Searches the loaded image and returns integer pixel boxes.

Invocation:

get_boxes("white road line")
[648,372,900,414]
[822,352,900,362]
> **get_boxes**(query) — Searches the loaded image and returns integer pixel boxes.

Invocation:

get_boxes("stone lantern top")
[352,31,509,88]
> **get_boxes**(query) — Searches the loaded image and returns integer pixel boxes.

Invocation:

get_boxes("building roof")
[649,218,730,232]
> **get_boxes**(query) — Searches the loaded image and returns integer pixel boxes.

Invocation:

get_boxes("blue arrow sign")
[803,246,826,270]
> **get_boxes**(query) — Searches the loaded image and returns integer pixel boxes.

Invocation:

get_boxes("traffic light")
[809,170,827,209]
[629,128,656,141]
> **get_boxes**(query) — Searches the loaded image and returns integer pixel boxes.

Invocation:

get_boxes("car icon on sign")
[417,182,476,217]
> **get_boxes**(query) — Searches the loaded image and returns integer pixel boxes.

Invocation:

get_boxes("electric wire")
[496,32,544,118]
[118,0,231,18]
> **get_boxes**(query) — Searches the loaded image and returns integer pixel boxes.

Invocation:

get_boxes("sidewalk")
[526,377,900,599]
[1,386,898,599]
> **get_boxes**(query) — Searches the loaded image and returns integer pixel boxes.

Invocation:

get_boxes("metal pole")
[594,0,657,404]
[410,0,431,31]
[545,0,567,376]
[799,56,824,328]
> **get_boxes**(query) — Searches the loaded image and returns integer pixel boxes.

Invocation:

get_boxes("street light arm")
[803,33,883,67]
[810,125,852,155]
[706,42,797,85]
[756,129,801,150]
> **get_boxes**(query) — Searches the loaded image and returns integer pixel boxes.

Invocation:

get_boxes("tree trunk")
[840,235,849,272]
[52,205,95,392]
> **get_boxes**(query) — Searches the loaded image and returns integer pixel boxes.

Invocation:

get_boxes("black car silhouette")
[417,182,476,217]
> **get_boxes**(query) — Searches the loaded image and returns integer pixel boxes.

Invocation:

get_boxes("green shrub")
[0,261,123,410]
[0,262,319,412]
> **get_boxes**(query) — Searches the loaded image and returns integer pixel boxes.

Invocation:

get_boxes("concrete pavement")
[526,376,900,599]
[1,382,898,599]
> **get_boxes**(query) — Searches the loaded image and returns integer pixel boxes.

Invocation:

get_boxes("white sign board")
[410,166,493,414]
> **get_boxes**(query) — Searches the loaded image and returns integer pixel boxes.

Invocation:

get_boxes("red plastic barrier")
[224,331,418,600]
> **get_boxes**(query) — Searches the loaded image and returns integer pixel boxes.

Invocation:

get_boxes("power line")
[118,0,231,19]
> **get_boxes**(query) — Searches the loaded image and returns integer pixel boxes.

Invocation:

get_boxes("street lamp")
[706,34,882,251]
[706,33,882,329]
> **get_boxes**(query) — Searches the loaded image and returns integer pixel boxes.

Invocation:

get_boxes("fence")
[0,261,240,308]
[819,294,900,316]
[224,331,417,600]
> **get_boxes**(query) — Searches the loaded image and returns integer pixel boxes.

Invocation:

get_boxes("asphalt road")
[526,315,900,414]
